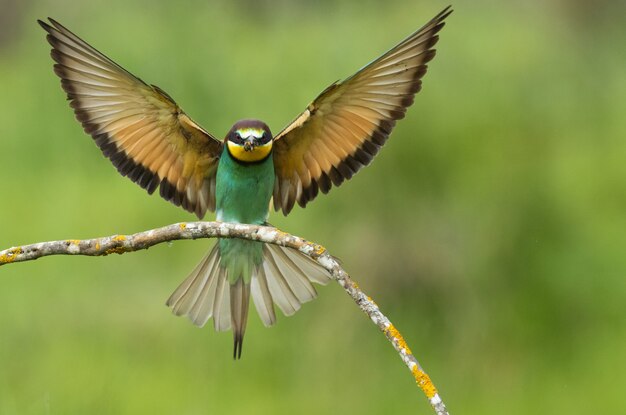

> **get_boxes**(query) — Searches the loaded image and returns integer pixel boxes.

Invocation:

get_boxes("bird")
[38,6,452,358]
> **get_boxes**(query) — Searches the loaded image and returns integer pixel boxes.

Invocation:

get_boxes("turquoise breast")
[215,148,275,283]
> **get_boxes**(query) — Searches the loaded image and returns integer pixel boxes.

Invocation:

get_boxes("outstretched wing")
[272,7,451,215]
[39,18,223,218]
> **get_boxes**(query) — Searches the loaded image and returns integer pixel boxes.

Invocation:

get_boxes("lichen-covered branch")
[1,221,450,415]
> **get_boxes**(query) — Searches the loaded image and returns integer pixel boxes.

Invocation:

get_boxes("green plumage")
[42,9,450,359]
[166,121,329,360]
[214,147,274,357]
[216,148,274,283]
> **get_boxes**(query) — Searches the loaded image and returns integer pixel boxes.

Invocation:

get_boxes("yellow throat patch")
[227,139,272,163]
[227,128,273,163]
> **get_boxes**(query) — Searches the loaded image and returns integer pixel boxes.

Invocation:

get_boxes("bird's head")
[225,119,273,163]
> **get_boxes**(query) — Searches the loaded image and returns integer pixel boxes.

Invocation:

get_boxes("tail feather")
[212,266,231,331]
[166,242,331,357]
[257,244,331,318]
[167,247,218,320]
[280,246,331,285]
[269,244,318,301]
[263,252,301,315]
[188,257,219,327]
[251,264,276,327]
[230,279,250,359]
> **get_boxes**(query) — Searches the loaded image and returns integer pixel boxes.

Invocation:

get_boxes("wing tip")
[436,6,454,23]
[38,17,67,36]
[272,5,452,215]
[36,18,50,31]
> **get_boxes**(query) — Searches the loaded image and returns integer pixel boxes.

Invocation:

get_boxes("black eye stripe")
[230,132,246,145]
[229,131,272,145]
[259,132,271,144]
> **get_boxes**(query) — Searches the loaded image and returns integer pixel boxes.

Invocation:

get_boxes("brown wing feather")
[39,18,223,218]
[272,7,452,215]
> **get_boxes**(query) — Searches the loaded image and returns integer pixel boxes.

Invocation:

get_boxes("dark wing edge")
[39,18,223,218]
[272,7,452,215]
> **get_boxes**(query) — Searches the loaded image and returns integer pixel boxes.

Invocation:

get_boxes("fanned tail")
[166,244,235,327]
[166,245,224,328]
[166,243,331,358]
[251,244,330,326]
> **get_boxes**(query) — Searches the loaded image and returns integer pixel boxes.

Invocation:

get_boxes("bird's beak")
[243,136,264,152]
[243,138,255,152]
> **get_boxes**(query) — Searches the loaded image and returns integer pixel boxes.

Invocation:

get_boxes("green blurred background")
[1,0,625,413]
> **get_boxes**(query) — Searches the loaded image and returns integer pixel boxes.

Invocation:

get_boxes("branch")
[1,221,450,415]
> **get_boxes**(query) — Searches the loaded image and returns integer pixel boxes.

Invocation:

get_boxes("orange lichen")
[0,247,22,264]
[179,223,186,230]
[65,239,80,245]
[411,364,438,399]
[273,229,290,239]
[104,235,127,255]
[104,246,127,255]
[313,244,326,255]
[385,324,412,354]
[95,242,100,250]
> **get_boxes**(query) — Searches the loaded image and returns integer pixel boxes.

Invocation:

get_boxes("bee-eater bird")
[39,7,451,358]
